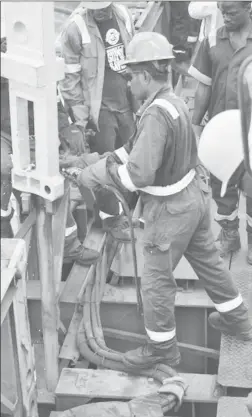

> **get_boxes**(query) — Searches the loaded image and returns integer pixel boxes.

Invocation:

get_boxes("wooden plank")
[60,228,106,303]
[34,343,55,405]
[35,197,59,393]
[102,284,214,308]
[1,268,17,303]
[1,286,17,325]
[27,280,65,300]
[58,309,82,362]
[55,369,224,404]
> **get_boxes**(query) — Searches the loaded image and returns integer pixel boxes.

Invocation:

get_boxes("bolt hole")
[13,21,28,43]
[44,186,51,194]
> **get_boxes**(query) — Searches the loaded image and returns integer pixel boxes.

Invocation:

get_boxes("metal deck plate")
[217,397,250,417]
[218,269,252,388]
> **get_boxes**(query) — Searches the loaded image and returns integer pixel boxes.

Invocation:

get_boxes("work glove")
[158,375,188,412]
[61,167,83,187]
[59,151,101,169]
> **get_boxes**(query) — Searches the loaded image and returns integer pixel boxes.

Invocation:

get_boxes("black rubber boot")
[216,218,241,257]
[247,232,252,265]
[209,307,252,341]
[122,338,181,369]
[1,208,14,238]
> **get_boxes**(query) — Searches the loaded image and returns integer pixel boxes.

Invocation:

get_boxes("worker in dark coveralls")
[189,1,252,263]
[62,31,252,369]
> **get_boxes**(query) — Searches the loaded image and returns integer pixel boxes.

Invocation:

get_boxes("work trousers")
[77,161,246,343]
[141,178,245,342]
[211,169,252,233]
[90,109,136,154]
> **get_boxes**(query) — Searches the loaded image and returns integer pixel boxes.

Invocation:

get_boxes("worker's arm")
[192,82,211,126]
[59,22,90,130]
[188,2,217,20]
[188,36,212,130]
[117,109,168,191]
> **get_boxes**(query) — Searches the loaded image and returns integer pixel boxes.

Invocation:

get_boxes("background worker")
[189,1,252,263]
[63,32,252,370]
[59,1,136,155]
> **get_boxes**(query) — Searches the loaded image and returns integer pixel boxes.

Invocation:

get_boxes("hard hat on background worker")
[198,109,244,198]
[81,2,112,10]
[124,32,174,65]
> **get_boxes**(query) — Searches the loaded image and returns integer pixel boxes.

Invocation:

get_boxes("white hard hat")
[198,109,244,197]
[124,32,174,65]
[81,2,111,10]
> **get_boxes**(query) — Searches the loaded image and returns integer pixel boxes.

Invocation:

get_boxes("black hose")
[104,184,143,315]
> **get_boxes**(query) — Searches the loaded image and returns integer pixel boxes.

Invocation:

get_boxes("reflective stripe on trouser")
[141,178,245,342]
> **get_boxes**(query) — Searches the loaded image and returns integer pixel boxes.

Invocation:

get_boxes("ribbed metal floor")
[218,268,252,388]
[217,397,250,417]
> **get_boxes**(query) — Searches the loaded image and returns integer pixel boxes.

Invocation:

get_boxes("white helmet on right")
[198,109,244,197]
[1,3,6,39]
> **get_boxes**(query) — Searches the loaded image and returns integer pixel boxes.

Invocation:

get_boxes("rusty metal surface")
[217,397,250,417]
[218,268,252,388]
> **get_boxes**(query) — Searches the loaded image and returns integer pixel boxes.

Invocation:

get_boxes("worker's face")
[125,68,148,101]
[218,2,250,31]
[91,5,113,22]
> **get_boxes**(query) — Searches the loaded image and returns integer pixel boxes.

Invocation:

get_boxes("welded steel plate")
[218,268,252,388]
[217,397,250,417]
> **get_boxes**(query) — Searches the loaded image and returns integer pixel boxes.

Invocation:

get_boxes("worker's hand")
[61,167,83,186]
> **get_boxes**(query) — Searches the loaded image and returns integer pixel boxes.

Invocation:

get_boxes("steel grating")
[218,268,252,388]
[217,397,250,417]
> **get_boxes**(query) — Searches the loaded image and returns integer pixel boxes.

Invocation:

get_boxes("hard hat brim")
[80,2,112,10]
[124,54,175,66]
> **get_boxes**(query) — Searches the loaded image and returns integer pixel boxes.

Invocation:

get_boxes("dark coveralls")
[74,85,246,348]
[189,26,252,235]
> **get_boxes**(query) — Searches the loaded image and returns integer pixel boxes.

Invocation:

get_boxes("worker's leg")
[185,194,252,340]
[123,180,204,368]
[63,202,99,266]
[1,136,14,238]
[246,196,252,264]
[90,109,118,154]
[211,169,242,256]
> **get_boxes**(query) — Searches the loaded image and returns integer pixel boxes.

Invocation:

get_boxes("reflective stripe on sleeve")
[64,63,81,73]
[118,164,137,192]
[146,327,176,342]
[214,294,243,313]
[247,214,252,228]
[72,14,91,44]
[188,66,212,86]
[114,147,129,164]
[65,224,77,237]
